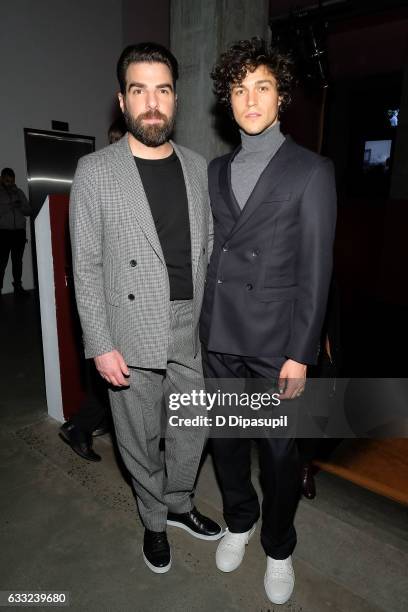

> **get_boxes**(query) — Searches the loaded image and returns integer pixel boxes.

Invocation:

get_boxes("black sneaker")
[167,507,224,541]
[143,530,171,573]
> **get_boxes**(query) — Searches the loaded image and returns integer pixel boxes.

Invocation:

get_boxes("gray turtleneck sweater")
[231,122,285,210]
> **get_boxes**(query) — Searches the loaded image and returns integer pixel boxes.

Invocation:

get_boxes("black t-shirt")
[135,151,193,300]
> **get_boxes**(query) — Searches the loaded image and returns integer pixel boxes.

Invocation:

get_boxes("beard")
[123,106,176,147]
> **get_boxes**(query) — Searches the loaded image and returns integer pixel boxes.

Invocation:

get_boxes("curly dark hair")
[211,37,295,112]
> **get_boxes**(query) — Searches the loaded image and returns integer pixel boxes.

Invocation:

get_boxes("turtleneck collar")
[239,121,284,153]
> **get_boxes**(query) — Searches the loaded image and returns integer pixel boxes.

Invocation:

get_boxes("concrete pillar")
[170,0,270,160]
[390,59,408,199]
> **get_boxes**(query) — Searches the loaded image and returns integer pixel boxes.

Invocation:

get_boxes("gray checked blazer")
[69,135,213,369]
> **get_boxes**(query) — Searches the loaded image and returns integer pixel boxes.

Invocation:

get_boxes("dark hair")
[108,117,126,143]
[117,42,179,94]
[211,37,295,111]
[1,167,15,178]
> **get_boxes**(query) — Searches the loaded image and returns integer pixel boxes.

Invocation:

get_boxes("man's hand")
[278,359,307,400]
[94,350,130,387]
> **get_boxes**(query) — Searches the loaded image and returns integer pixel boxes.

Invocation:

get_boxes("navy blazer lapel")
[227,136,296,239]
[219,146,241,220]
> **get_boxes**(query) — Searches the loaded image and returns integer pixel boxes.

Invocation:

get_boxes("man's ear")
[118,92,125,113]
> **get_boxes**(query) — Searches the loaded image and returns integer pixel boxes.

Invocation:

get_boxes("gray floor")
[0,292,407,612]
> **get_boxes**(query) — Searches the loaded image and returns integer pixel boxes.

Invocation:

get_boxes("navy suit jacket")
[200,136,337,365]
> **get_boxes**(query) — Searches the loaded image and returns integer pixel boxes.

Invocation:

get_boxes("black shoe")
[92,425,110,437]
[301,463,316,500]
[59,421,101,462]
[167,507,224,541]
[13,284,29,298]
[143,529,171,573]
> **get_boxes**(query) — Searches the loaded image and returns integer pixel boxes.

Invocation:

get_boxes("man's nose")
[146,91,158,109]
[247,89,257,107]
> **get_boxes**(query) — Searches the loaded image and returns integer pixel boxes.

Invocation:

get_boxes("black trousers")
[0,229,26,289]
[202,347,302,559]
[71,359,110,433]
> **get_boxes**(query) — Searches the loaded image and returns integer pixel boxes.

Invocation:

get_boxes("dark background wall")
[122,0,170,48]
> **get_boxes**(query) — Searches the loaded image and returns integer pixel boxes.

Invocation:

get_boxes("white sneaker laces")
[220,531,249,550]
[267,558,293,579]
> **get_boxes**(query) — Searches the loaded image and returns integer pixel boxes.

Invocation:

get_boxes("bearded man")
[69,42,222,574]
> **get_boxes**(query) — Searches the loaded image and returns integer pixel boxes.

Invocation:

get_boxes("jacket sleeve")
[207,158,219,260]
[286,158,337,365]
[69,157,115,359]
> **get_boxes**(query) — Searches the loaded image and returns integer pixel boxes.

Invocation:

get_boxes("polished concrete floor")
[0,291,407,612]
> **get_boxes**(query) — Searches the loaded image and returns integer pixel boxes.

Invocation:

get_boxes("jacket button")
[217,279,223,284]
[246,283,253,291]
[252,249,259,257]
[130,259,137,267]
[202,247,206,254]
[128,294,135,300]
[222,245,229,252]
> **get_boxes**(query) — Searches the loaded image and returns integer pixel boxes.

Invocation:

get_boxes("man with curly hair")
[200,37,336,604]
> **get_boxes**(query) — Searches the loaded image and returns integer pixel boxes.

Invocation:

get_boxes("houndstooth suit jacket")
[69,135,213,369]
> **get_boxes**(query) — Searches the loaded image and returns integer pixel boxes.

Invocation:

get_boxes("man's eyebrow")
[127,81,146,90]
[232,79,275,88]
[155,83,174,91]
[127,82,173,91]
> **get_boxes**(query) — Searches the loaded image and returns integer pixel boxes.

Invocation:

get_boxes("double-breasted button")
[130,259,137,267]
[246,283,253,291]
[252,249,260,257]
[128,294,135,301]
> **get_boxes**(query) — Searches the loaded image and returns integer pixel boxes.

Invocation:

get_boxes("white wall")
[0,0,123,293]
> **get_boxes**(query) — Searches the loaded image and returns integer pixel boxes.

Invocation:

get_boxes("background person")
[0,167,31,296]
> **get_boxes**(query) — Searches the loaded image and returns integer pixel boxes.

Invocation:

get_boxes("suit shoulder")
[288,138,333,170]
[80,142,116,163]
[174,143,207,169]
[208,152,231,176]
[74,144,114,175]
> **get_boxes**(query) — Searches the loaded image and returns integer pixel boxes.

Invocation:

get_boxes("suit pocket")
[263,193,291,204]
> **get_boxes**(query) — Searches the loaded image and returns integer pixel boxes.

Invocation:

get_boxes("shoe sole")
[142,550,172,574]
[59,432,101,462]
[216,523,257,572]
[166,520,225,541]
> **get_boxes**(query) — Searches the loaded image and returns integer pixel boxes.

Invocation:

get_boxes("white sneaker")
[215,524,256,572]
[264,555,295,604]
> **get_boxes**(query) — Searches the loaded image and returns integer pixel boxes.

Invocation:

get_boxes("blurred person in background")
[0,167,31,296]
